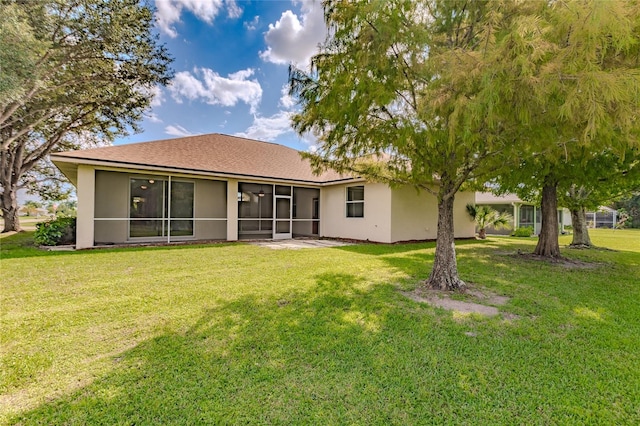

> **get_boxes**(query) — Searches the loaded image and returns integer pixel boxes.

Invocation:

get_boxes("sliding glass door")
[129,178,194,240]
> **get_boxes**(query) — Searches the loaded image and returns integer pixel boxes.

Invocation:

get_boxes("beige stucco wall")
[76,165,95,249]
[94,170,129,243]
[95,171,129,218]
[452,191,476,238]
[320,182,392,243]
[390,187,475,241]
[195,179,227,219]
[226,179,238,241]
[194,179,227,240]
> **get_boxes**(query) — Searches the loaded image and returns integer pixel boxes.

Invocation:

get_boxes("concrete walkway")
[248,239,353,250]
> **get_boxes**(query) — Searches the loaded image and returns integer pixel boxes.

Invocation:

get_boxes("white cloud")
[279,83,296,109]
[226,0,242,19]
[169,67,262,113]
[136,84,165,107]
[260,0,326,68]
[244,15,259,31]
[156,0,243,38]
[298,131,319,151]
[146,112,163,123]
[149,86,165,107]
[165,124,197,137]
[235,111,293,141]
[170,72,205,103]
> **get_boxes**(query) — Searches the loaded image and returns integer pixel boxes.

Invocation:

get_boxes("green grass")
[1,229,639,424]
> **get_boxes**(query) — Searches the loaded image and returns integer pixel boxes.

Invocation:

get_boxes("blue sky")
[117,0,327,152]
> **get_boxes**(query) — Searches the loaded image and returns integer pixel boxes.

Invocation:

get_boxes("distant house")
[585,206,619,229]
[51,133,475,249]
[475,192,572,235]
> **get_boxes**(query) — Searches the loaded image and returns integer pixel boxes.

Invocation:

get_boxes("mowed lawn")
[1,230,639,424]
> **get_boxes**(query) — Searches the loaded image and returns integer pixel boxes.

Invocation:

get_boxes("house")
[585,206,619,229]
[475,192,572,235]
[50,133,475,249]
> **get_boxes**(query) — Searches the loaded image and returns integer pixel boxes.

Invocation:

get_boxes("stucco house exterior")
[475,192,572,235]
[50,133,475,249]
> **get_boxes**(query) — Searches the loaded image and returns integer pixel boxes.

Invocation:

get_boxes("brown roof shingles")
[52,133,348,184]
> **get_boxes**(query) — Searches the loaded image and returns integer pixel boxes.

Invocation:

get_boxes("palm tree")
[466,204,513,239]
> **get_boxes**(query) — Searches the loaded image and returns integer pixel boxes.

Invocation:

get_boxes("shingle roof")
[51,133,349,184]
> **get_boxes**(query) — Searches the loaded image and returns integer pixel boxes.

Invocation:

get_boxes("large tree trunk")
[1,184,21,233]
[569,207,592,247]
[534,182,560,257]
[425,192,465,291]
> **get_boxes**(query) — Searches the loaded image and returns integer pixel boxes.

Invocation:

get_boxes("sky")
[116,0,327,152]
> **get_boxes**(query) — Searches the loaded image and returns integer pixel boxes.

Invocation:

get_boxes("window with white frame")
[346,186,364,218]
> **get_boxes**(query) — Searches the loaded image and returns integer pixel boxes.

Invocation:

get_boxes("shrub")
[512,226,534,237]
[34,217,76,246]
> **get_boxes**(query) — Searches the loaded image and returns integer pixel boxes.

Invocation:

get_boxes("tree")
[492,0,640,257]
[289,0,538,290]
[613,193,640,229]
[0,0,173,232]
[47,199,77,217]
[0,3,46,103]
[466,204,512,239]
[20,200,42,217]
[559,149,640,247]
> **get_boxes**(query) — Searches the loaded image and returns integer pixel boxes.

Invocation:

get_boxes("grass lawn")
[1,229,639,424]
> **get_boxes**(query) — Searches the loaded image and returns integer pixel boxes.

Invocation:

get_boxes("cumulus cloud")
[235,111,293,141]
[169,67,262,113]
[165,124,197,137]
[260,0,326,68]
[155,0,241,38]
[226,0,242,19]
[279,83,296,109]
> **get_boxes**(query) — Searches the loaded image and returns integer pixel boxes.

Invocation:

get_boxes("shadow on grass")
[9,273,455,424]
[332,237,488,256]
[8,259,640,423]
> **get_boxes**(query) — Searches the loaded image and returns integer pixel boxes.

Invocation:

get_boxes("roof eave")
[49,155,359,186]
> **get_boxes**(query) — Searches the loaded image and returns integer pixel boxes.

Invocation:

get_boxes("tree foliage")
[290,0,533,290]
[466,204,513,239]
[0,3,46,103]
[559,150,640,246]
[0,0,173,232]
[614,193,640,228]
[490,0,640,256]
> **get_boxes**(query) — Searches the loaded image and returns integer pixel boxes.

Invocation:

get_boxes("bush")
[512,226,534,237]
[34,217,76,246]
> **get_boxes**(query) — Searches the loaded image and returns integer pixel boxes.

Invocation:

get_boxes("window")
[346,186,364,218]
[129,178,194,238]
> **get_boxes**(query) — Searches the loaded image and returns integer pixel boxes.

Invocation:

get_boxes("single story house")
[475,192,572,235]
[51,133,475,249]
[585,206,620,229]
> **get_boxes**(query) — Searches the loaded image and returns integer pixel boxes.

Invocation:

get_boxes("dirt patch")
[403,285,513,318]
[510,252,600,269]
